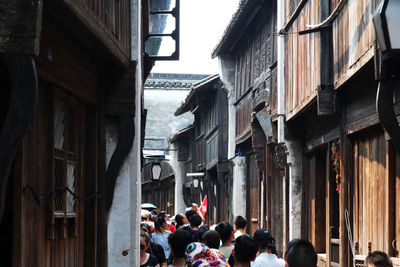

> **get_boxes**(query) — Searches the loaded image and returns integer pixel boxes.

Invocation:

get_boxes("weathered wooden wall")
[332,0,379,88]
[70,0,131,58]
[234,2,276,138]
[285,0,320,119]
[236,95,252,140]
[351,128,392,256]
[247,153,260,235]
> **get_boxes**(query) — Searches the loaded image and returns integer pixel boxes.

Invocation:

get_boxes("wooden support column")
[326,146,331,267]
[385,141,395,256]
[339,136,349,267]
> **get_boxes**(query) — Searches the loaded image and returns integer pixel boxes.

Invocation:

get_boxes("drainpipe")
[277,0,288,243]
[277,0,285,144]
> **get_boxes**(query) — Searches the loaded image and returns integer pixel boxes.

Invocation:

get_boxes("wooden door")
[268,145,285,256]
[248,153,260,234]
[304,149,327,253]
[351,128,393,256]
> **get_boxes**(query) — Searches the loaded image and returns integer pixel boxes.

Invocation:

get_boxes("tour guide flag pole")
[199,195,208,217]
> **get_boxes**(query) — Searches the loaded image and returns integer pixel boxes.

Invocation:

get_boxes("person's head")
[202,230,221,249]
[154,215,169,233]
[253,228,277,255]
[284,239,300,261]
[179,225,194,237]
[234,215,247,231]
[185,209,197,221]
[365,251,393,267]
[140,223,151,235]
[197,225,209,242]
[286,239,317,267]
[140,230,151,253]
[175,214,186,227]
[232,235,258,265]
[215,222,234,244]
[189,214,202,228]
[168,229,193,259]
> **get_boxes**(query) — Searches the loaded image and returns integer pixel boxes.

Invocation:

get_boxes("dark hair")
[287,239,317,267]
[140,223,152,235]
[234,235,258,264]
[197,225,209,242]
[168,230,193,258]
[284,239,300,261]
[253,229,277,255]
[179,225,193,237]
[202,230,221,249]
[234,216,247,230]
[175,214,185,228]
[215,222,233,243]
[185,210,196,220]
[189,214,202,228]
[154,215,167,233]
[365,251,393,267]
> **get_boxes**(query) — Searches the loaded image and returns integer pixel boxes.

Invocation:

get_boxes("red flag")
[199,195,208,217]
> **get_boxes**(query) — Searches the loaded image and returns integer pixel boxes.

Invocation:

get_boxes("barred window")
[48,91,81,240]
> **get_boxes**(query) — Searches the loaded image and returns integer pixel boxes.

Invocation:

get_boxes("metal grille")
[53,96,77,215]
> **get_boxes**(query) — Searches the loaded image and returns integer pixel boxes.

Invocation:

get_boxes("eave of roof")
[211,0,266,58]
[170,125,195,143]
[174,74,220,116]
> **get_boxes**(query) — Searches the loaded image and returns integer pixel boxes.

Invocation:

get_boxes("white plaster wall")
[169,142,186,214]
[286,139,303,240]
[218,56,236,159]
[106,121,131,267]
[130,0,142,265]
[144,89,193,149]
[231,157,247,219]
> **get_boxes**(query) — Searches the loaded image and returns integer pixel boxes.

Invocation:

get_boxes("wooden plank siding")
[58,0,131,65]
[236,95,252,140]
[351,128,395,256]
[234,1,276,139]
[332,0,379,89]
[285,0,320,120]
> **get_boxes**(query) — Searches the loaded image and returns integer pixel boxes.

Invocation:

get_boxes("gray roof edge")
[174,74,220,116]
[212,0,265,58]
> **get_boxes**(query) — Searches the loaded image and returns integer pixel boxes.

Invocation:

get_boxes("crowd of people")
[140,203,393,267]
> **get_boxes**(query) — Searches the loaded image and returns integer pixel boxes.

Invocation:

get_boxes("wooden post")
[340,136,349,267]
[326,147,331,267]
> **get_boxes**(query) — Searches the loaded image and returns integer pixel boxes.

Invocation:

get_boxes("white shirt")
[234,231,245,239]
[251,252,286,267]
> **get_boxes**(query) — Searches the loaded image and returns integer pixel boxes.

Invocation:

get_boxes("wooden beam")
[0,0,43,55]
[339,135,349,266]
[282,0,309,33]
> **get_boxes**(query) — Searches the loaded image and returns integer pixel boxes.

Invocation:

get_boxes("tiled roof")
[212,0,263,58]
[174,74,220,116]
[170,125,195,143]
[145,73,210,90]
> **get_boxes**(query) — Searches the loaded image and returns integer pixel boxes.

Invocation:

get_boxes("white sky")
[151,0,241,75]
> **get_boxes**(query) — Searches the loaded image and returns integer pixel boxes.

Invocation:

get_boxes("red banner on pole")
[199,195,208,217]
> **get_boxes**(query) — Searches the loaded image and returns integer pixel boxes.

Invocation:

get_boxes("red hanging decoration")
[331,141,341,193]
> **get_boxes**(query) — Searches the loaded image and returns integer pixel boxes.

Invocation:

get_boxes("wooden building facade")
[211,0,400,264]
[283,0,400,266]
[0,0,153,266]
[173,75,231,225]
[212,0,288,255]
